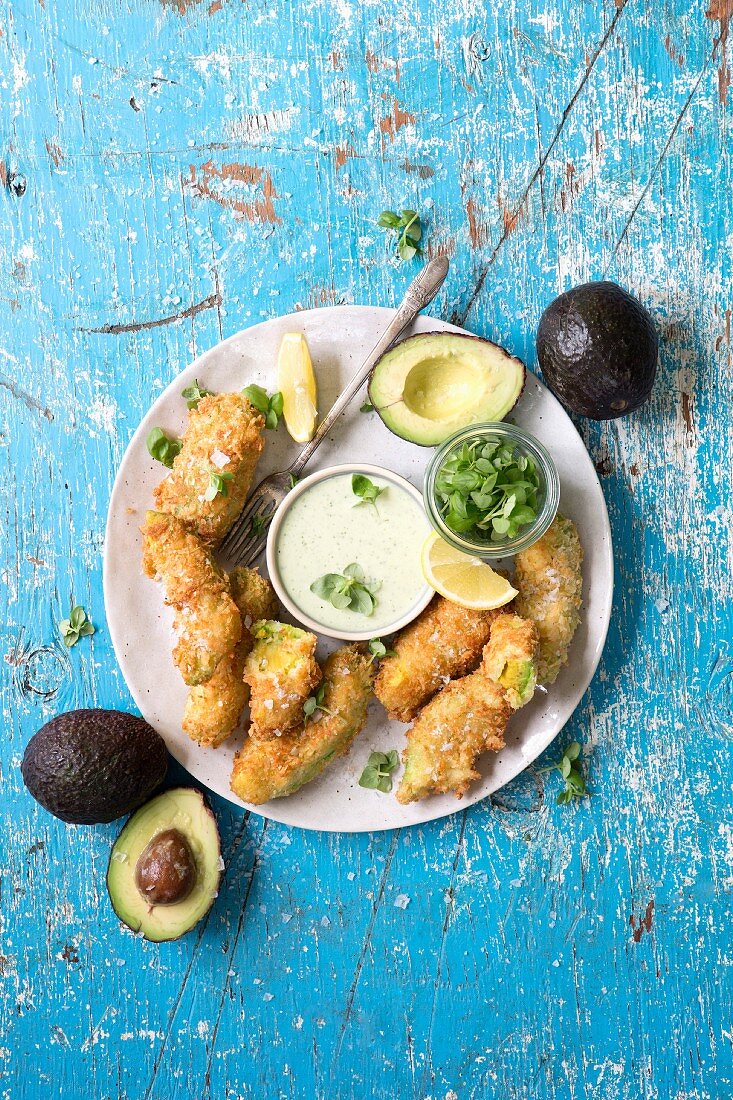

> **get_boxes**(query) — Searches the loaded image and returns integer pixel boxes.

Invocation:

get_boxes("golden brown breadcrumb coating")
[374,596,501,722]
[182,568,278,747]
[514,515,583,684]
[396,671,511,804]
[231,645,373,804]
[141,511,241,686]
[243,621,322,740]
[153,392,264,546]
[482,613,539,710]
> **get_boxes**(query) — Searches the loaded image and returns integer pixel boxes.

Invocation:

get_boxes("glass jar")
[423,422,560,559]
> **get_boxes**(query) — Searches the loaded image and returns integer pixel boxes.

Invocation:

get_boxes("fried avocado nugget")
[514,515,583,684]
[142,511,241,686]
[153,392,265,546]
[231,645,373,804]
[482,613,539,710]
[182,568,278,747]
[243,621,321,739]
[374,596,500,722]
[396,671,511,804]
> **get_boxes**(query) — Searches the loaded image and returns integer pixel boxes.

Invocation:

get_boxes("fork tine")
[239,535,268,567]
[220,491,267,557]
[223,498,277,563]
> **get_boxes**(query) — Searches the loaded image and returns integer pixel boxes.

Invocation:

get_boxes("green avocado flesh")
[21,709,168,824]
[368,332,525,446]
[499,659,536,706]
[107,788,222,942]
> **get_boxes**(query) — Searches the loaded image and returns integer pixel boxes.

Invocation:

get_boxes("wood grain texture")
[1,0,732,1096]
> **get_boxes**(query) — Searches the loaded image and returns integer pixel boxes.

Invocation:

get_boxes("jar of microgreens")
[423,423,560,560]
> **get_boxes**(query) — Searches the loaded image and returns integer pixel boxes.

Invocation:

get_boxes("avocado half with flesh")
[368,331,525,446]
[107,787,222,942]
[536,281,658,419]
[21,709,168,824]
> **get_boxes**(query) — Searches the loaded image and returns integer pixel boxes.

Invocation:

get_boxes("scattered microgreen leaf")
[181,379,212,409]
[288,472,299,490]
[59,604,95,648]
[146,427,182,469]
[359,749,400,793]
[242,384,284,430]
[310,563,380,616]
[360,400,374,413]
[250,512,267,536]
[377,208,423,261]
[539,741,589,804]
[203,470,234,502]
[434,436,541,544]
[303,682,331,722]
[368,638,396,663]
[352,473,386,511]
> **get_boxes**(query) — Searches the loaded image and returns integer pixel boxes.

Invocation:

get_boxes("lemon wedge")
[421,532,518,609]
[277,333,318,443]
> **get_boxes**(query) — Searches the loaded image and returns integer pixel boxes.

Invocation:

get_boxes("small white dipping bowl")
[266,463,434,642]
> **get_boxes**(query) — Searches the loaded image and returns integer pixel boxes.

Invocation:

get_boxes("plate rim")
[103,304,614,833]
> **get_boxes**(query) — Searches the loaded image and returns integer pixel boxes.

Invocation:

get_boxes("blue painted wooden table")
[2,0,732,1096]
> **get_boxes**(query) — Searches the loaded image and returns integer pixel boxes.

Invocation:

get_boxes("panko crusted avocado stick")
[141,511,242,686]
[396,672,512,804]
[243,621,321,740]
[513,515,583,684]
[231,645,374,804]
[374,596,501,723]
[153,392,265,546]
[397,612,539,804]
[482,613,540,709]
[182,568,278,748]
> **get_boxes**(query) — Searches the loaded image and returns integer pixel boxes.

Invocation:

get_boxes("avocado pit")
[135,828,196,906]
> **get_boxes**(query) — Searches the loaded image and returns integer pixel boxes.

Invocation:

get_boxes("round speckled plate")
[104,306,613,832]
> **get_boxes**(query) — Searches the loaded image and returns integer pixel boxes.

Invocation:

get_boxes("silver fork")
[219,255,450,567]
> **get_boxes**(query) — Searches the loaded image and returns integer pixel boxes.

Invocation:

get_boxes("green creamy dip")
[275,472,430,632]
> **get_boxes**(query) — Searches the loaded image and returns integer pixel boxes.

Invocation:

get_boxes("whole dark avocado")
[536,281,658,419]
[21,709,168,824]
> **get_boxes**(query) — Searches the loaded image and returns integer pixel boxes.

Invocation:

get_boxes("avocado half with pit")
[107,787,222,942]
[368,331,525,446]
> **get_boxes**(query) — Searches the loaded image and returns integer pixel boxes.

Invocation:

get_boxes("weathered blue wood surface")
[2,0,732,1096]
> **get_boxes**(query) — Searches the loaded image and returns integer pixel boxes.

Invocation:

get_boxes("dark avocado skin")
[537,281,658,420]
[21,709,168,824]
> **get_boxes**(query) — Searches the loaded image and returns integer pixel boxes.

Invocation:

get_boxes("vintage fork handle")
[288,255,449,478]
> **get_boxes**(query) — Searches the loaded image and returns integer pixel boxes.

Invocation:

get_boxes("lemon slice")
[277,333,318,443]
[421,532,518,609]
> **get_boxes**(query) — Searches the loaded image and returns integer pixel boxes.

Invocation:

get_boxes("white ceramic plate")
[104,306,613,833]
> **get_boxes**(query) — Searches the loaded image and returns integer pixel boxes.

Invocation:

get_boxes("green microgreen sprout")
[359,750,400,793]
[59,604,95,648]
[181,379,212,410]
[250,512,267,536]
[242,384,284,430]
[360,400,374,413]
[146,427,182,469]
[434,438,541,543]
[288,472,299,490]
[310,563,380,617]
[539,741,590,804]
[368,638,396,664]
[377,208,423,261]
[351,473,385,513]
[303,682,332,723]
[203,470,234,501]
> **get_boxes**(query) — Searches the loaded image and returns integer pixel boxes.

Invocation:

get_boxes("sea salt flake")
[210,449,230,469]
[394,894,411,909]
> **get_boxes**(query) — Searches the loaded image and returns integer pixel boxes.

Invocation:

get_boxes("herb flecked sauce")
[275,473,431,631]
